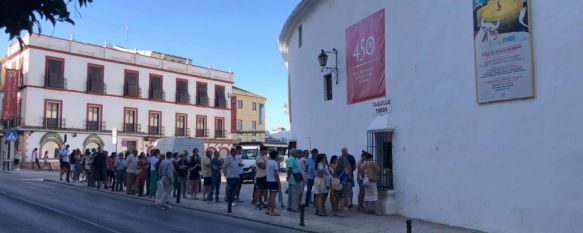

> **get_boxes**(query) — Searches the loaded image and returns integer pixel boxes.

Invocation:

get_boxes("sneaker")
[232,203,238,207]
[262,203,268,209]
[255,204,262,210]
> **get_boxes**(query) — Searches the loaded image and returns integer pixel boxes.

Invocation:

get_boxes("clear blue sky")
[0,0,297,130]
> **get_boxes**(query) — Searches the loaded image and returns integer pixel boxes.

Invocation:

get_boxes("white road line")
[0,191,123,233]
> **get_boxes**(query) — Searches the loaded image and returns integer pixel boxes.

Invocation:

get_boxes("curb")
[42,179,317,233]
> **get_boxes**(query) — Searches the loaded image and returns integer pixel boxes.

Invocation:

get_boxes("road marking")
[0,190,123,233]
[17,178,44,181]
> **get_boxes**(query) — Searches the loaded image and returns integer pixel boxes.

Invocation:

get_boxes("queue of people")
[50,143,381,217]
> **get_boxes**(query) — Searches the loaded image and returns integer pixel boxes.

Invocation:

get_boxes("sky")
[0,0,298,131]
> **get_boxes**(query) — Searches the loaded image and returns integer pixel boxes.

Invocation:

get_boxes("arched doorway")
[39,133,64,159]
[83,134,104,152]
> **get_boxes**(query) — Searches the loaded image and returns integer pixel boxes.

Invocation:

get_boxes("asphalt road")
[0,172,305,233]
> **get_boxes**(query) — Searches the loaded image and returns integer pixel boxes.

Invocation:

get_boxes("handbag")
[293,172,304,182]
[331,169,346,191]
[367,162,380,183]
[315,177,322,186]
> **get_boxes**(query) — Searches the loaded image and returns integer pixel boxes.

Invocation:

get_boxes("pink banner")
[345,9,386,104]
[2,69,20,119]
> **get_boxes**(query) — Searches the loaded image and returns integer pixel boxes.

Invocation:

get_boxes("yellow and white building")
[231,86,266,142]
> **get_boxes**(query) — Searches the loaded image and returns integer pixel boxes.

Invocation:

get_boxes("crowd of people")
[51,144,382,216]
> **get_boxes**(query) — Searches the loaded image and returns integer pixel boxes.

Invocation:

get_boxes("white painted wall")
[18,44,232,138]
[281,1,583,233]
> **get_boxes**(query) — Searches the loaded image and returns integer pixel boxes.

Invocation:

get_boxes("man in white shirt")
[31,148,41,170]
[234,145,244,202]
[124,150,138,195]
[224,148,242,207]
[59,145,71,182]
[254,148,268,209]
[155,153,173,210]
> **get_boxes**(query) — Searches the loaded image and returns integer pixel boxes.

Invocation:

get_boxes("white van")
[154,138,205,155]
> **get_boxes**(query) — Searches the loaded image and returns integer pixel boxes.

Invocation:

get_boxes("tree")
[0,0,93,44]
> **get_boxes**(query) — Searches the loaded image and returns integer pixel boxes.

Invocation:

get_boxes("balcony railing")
[196,96,209,106]
[215,98,227,108]
[2,118,23,129]
[43,118,66,129]
[124,87,142,98]
[175,127,190,137]
[214,130,226,138]
[176,93,191,104]
[85,120,106,131]
[148,126,165,136]
[123,123,141,133]
[195,129,208,138]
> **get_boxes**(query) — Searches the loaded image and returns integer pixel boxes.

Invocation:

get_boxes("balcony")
[85,120,106,131]
[122,123,141,133]
[214,129,226,138]
[124,87,142,98]
[149,90,165,101]
[43,118,66,129]
[196,96,209,106]
[215,98,227,108]
[195,129,208,138]
[176,93,191,104]
[87,83,107,94]
[175,127,190,137]
[2,118,23,129]
[148,126,165,136]
[44,74,67,89]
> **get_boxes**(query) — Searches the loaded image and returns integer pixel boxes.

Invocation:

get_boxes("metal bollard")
[406,219,412,233]
[299,204,305,227]
[228,200,232,213]
[176,183,181,203]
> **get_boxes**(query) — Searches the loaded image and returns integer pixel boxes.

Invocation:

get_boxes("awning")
[367,114,390,131]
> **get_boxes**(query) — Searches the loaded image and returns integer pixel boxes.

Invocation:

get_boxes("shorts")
[255,176,267,189]
[93,169,106,181]
[203,177,211,186]
[335,181,352,198]
[60,162,70,169]
[107,170,115,178]
[267,181,278,192]
[13,159,20,166]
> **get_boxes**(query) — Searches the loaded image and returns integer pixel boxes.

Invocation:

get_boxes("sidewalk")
[4,169,482,233]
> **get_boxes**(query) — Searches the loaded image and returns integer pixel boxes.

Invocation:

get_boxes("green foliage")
[0,0,93,45]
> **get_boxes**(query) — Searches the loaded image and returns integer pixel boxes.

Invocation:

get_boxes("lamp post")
[318,48,339,84]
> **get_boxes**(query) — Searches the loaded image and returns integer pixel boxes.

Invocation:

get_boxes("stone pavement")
[4,169,483,233]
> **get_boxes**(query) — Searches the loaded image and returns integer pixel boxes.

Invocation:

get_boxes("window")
[148,111,162,135]
[237,119,243,130]
[44,100,61,129]
[237,100,243,109]
[87,64,104,93]
[175,113,187,136]
[258,103,264,125]
[367,131,393,190]
[149,74,164,100]
[252,102,257,110]
[176,79,189,103]
[324,74,333,101]
[298,25,302,48]
[215,85,226,108]
[86,104,102,130]
[196,82,209,106]
[196,116,207,137]
[124,108,137,133]
[124,70,140,97]
[251,120,257,136]
[214,118,225,138]
[45,57,64,88]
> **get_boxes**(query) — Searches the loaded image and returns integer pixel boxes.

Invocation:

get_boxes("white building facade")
[2,34,236,162]
[279,1,583,233]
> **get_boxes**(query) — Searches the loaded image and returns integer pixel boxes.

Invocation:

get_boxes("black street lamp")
[317,48,338,84]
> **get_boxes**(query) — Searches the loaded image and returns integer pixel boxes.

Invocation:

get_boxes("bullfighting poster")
[473,0,534,103]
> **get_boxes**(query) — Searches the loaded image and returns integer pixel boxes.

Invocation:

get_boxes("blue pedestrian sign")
[6,131,17,141]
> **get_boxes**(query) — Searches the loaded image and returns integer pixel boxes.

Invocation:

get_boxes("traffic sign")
[5,131,17,141]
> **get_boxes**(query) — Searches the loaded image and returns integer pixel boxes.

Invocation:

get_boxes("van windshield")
[241,149,258,160]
